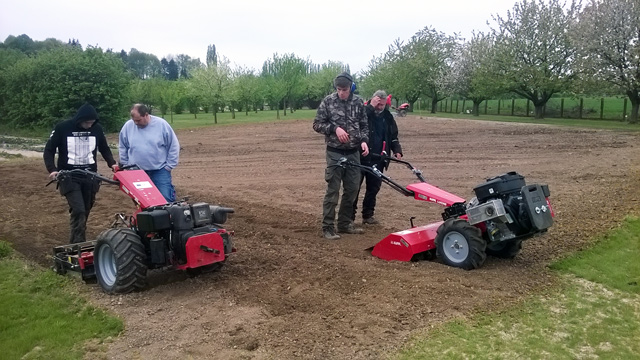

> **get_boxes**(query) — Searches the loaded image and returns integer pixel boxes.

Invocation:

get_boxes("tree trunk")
[284,99,287,116]
[431,98,438,114]
[627,91,639,124]
[245,102,249,116]
[213,109,218,124]
[231,108,236,120]
[534,103,545,119]
[472,101,481,117]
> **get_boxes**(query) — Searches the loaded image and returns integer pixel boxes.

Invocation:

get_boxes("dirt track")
[1,116,639,359]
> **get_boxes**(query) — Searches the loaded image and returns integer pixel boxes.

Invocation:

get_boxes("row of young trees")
[0,35,349,131]
[361,0,640,123]
[1,0,638,130]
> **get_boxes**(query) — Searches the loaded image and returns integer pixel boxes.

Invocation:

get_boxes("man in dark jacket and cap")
[353,90,403,225]
[44,103,118,244]
[313,72,370,240]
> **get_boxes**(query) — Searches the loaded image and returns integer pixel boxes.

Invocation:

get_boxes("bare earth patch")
[1,116,639,359]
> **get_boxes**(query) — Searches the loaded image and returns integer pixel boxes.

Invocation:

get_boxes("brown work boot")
[322,228,341,240]
[337,223,365,234]
[362,217,379,225]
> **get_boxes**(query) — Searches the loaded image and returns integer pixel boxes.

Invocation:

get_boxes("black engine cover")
[473,171,525,202]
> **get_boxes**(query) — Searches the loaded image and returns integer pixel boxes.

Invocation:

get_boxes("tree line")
[0,0,638,132]
[361,0,640,123]
[0,36,349,132]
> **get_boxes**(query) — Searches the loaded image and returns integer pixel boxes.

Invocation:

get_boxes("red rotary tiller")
[337,156,554,269]
[51,167,235,293]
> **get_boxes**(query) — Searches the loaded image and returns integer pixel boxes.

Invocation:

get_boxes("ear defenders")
[335,73,357,93]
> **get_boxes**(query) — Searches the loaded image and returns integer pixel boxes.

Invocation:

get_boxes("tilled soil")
[1,116,639,359]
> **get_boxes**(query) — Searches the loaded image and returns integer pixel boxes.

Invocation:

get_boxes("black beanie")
[334,72,353,89]
[73,103,98,124]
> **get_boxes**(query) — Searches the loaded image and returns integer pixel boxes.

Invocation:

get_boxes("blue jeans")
[145,168,176,202]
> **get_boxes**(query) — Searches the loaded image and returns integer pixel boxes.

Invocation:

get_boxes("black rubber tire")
[486,239,523,259]
[399,109,407,117]
[94,228,147,294]
[435,218,486,270]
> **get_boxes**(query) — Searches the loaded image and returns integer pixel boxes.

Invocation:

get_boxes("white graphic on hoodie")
[67,131,96,166]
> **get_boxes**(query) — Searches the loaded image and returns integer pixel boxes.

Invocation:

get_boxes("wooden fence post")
[600,98,604,119]
[579,98,583,119]
[560,98,564,118]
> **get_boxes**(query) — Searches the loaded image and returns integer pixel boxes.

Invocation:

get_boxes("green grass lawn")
[156,108,317,131]
[0,240,123,360]
[395,217,640,359]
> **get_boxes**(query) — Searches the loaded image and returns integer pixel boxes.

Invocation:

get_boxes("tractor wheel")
[435,219,486,270]
[486,239,523,259]
[94,228,147,294]
[398,109,407,117]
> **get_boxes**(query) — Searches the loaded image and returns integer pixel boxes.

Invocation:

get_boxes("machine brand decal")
[390,241,402,246]
[133,181,153,189]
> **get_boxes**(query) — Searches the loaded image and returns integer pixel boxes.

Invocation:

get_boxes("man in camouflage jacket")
[312,72,370,240]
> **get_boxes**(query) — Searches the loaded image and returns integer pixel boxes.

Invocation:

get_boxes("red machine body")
[113,169,167,209]
[371,182,465,262]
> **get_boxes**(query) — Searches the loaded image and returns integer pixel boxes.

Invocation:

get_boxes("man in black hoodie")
[353,90,403,225]
[44,103,118,244]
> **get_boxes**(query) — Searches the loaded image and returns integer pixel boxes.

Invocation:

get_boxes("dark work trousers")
[353,161,384,220]
[58,175,99,244]
[322,150,361,231]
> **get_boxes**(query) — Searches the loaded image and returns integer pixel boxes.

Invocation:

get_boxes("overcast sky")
[0,0,520,74]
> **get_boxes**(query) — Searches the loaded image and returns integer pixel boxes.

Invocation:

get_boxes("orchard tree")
[158,80,185,122]
[262,53,307,116]
[490,0,581,118]
[452,33,505,116]
[361,47,401,104]
[231,66,259,116]
[304,61,348,108]
[407,27,460,113]
[189,56,231,124]
[572,0,640,123]
[260,72,287,119]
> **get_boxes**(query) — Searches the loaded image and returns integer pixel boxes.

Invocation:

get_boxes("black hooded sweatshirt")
[43,103,116,173]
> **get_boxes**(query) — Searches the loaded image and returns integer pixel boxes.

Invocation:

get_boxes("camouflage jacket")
[312,92,369,150]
